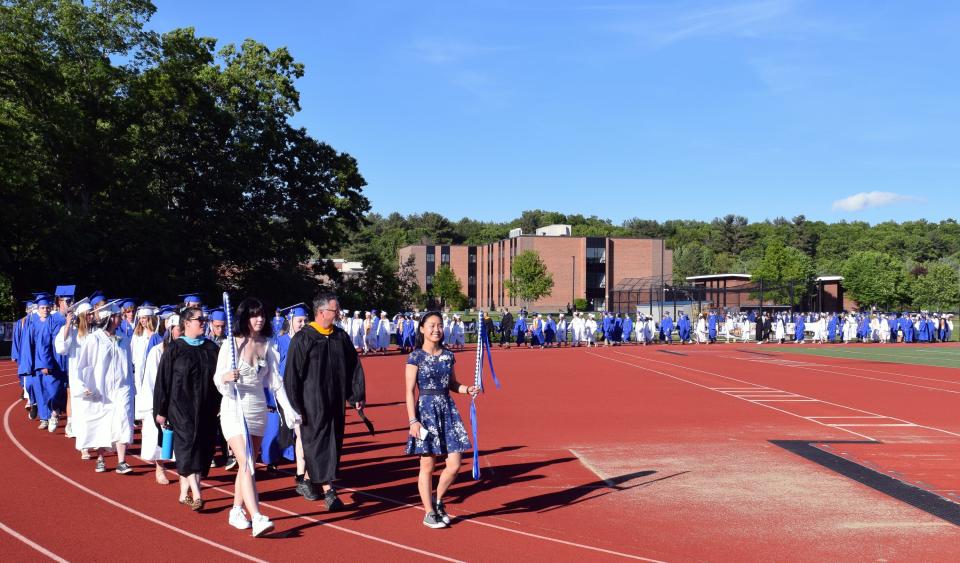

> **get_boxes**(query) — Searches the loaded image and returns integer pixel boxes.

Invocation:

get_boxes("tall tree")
[751,240,815,305]
[505,250,554,306]
[911,262,960,311]
[430,265,462,308]
[840,251,909,309]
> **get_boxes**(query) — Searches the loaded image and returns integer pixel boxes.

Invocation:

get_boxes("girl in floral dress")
[404,311,478,528]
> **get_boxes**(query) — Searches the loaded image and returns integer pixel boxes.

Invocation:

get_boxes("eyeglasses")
[318,308,341,314]
[188,316,208,325]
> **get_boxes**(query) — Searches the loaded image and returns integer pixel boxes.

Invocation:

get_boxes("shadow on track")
[771,440,960,526]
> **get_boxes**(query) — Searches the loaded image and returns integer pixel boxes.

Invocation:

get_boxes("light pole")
[571,255,576,310]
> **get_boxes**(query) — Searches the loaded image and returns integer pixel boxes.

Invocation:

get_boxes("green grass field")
[765,344,960,369]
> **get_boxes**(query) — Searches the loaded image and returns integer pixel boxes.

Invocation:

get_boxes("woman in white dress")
[138,314,180,484]
[55,302,93,455]
[584,314,598,347]
[75,299,135,474]
[215,298,299,537]
[774,315,786,344]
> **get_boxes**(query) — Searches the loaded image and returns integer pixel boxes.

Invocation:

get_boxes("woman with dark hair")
[154,307,221,510]
[404,311,478,528]
[215,297,298,537]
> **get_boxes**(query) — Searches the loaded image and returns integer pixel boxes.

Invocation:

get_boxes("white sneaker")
[228,506,251,530]
[251,514,274,537]
[48,414,59,433]
[64,421,74,438]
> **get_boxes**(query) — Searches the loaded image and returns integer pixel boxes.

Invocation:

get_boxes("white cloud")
[831,191,924,212]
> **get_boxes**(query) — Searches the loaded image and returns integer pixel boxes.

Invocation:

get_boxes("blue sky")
[150,1,959,224]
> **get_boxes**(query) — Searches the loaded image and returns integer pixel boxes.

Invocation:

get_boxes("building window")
[469,254,477,263]
[426,275,434,285]
[587,272,606,288]
[468,276,476,286]
[426,253,435,262]
[586,247,606,264]
[441,253,450,263]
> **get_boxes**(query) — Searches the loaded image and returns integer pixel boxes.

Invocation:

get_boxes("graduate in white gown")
[55,302,94,455]
[350,311,364,351]
[74,299,135,474]
[138,314,180,484]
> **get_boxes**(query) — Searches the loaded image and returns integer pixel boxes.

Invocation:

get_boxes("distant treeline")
[339,211,960,311]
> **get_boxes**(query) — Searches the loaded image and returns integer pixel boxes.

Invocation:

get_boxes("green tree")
[911,262,960,311]
[430,265,462,308]
[840,251,909,309]
[504,250,554,306]
[0,1,368,304]
[750,240,815,305]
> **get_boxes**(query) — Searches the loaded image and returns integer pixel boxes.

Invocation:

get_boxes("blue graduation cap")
[54,285,76,299]
[120,298,137,309]
[88,291,106,307]
[280,303,310,318]
[33,292,54,306]
[157,305,179,319]
[209,307,227,322]
[179,292,202,305]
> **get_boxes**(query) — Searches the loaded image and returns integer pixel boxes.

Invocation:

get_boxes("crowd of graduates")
[486,308,955,347]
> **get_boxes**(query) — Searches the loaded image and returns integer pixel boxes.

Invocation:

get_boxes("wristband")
[408,418,419,425]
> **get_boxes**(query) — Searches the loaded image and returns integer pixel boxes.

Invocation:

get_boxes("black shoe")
[323,488,344,511]
[224,456,238,471]
[28,404,38,420]
[296,478,321,501]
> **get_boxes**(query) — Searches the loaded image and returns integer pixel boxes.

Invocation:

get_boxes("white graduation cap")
[95,299,123,320]
[67,297,90,314]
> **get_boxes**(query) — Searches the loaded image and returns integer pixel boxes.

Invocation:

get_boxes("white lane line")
[0,381,20,387]
[186,475,463,562]
[808,416,885,419]
[3,402,266,563]
[827,424,917,427]
[0,520,69,562]
[586,351,879,442]
[753,400,817,402]
[610,349,960,441]
[267,468,664,562]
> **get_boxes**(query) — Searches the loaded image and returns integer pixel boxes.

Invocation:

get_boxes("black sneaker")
[323,489,344,512]
[296,478,321,501]
[28,404,38,420]
[435,500,451,524]
[224,456,238,471]
[422,512,447,529]
[115,462,133,474]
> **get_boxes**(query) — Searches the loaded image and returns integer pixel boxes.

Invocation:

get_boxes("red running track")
[2,343,959,561]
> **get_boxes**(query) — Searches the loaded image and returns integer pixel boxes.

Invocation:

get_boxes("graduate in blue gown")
[660,313,674,344]
[901,316,914,343]
[707,312,718,343]
[794,313,805,343]
[827,314,837,343]
[544,315,556,346]
[513,315,528,347]
[28,293,68,430]
[264,303,308,466]
[601,313,614,345]
[677,314,691,343]
[402,315,416,351]
[917,315,931,342]
[14,301,36,415]
[530,315,543,347]
[621,314,633,344]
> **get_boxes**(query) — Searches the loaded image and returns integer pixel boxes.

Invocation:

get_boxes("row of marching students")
[9,290,363,538]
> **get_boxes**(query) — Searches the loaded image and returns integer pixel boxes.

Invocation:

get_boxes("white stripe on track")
[267,467,664,561]
[3,401,266,563]
[183,472,464,562]
[0,520,70,562]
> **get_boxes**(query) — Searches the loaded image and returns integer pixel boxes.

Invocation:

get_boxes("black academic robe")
[283,325,365,484]
[153,339,221,476]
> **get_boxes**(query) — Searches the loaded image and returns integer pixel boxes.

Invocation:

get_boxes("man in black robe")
[284,292,365,510]
[499,309,513,348]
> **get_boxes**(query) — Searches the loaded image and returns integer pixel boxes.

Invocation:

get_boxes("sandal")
[190,498,204,512]
[179,492,193,505]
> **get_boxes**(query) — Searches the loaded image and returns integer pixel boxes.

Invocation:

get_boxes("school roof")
[684,274,752,281]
